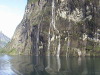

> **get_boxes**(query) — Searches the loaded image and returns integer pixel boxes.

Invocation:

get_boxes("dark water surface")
[0,54,100,75]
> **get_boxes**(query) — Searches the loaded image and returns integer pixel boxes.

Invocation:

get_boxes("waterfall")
[52,0,60,56]
[66,22,71,57]
[52,0,56,29]
[47,0,55,56]
[35,23,40,56]
[47,27,51,56]
[52,0,59,33]
[57,35,61,56]
[47,0,60,56]
[35,19,42,56]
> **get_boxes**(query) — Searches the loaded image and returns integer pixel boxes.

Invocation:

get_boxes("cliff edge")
[5,0,100,56]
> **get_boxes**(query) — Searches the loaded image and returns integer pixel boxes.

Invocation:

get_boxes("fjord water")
[0,55,100,75]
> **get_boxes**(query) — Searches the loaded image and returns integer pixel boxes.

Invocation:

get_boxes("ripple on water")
[0,55,12,61]
[0,54,22,75]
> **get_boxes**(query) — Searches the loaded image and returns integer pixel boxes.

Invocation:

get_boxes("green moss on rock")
[0,48,18,55]
[8,48,18,55]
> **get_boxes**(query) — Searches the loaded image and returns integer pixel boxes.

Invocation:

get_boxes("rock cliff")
[0,32,10,48]
[6,0,100,56]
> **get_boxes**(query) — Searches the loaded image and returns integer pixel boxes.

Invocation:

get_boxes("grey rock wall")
[6,0,100,56]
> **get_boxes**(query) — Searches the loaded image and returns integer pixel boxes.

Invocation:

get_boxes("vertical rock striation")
[6,0,100,56]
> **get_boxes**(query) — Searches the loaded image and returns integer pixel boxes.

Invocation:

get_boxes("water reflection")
[0,55,100,75]
[0,55,18,75]
[45,56,61,74]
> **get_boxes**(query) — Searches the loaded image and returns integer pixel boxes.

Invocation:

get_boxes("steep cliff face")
[6,0,100,56]
[0,32,10,48]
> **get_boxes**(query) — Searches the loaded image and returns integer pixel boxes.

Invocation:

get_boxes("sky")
[0,0,27,38]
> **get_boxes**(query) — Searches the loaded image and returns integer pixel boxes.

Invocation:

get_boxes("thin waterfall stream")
[47,0,61,56]
[57,35,61,56]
